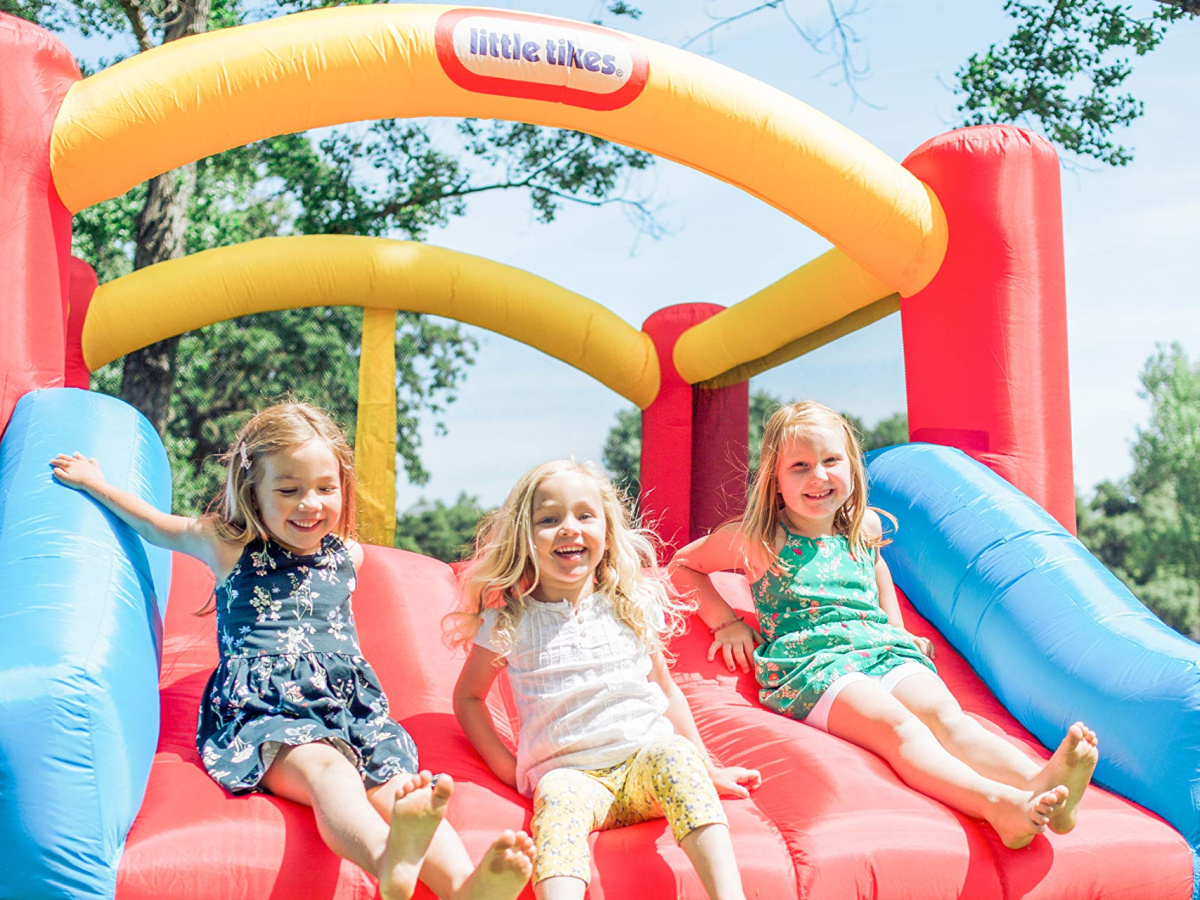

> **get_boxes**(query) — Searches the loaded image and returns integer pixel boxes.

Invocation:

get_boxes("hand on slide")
[707,621,764,674]
[707,763,762,799]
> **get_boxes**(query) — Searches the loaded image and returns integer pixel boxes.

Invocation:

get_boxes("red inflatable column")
[641,304,749,555]
[66,257,97,389]
[0,15,80,435]
[901,125,1075,532]
[691,378,749,541]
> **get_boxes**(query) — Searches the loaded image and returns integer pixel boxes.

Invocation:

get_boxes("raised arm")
[51,451,236,577]
[649,650,760,798]
[669,524,764,673]
[453,644,518,789]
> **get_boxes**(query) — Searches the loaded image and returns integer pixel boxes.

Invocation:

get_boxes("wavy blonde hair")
[447,459,692,656]
[209,400,357,546]
[742,401,889,566]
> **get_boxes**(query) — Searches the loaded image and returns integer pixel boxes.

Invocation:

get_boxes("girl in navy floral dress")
[53,401,534,900]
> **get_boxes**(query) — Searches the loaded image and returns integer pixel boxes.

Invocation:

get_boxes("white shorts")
[805,661,933,733]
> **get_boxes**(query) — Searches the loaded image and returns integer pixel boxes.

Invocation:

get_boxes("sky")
[57,1,1200,511]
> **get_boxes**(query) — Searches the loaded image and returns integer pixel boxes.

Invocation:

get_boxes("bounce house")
[3,6,1200,899]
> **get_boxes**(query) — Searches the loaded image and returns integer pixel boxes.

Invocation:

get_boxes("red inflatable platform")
[116,546,1192,899]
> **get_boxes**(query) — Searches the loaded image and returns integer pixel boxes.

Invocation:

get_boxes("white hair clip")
[239,443,252,471]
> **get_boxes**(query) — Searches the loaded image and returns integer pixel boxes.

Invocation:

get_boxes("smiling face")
[774,425,853,536]
[528,470,608,605]
[253,437,345,555]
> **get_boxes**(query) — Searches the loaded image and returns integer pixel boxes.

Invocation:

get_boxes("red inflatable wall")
[0,14,78,436]
[901,126,1076,532]
[641,304,749,555]
[66,257,97,389]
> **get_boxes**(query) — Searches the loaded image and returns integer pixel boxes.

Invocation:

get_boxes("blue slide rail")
[867,443,1200,898]
[0,389,172,900]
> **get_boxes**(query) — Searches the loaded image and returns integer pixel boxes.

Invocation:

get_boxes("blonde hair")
[447,459,692,656]
[209,401,357,546]
[742,401,887,566]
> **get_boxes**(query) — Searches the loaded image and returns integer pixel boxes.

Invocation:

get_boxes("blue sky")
[56,2,1200,510]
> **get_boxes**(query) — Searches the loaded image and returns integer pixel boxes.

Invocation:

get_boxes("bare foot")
[1032,723,1099,835]
[458,830,536,900]
[379,771,454,900]
[992,785,1069,850]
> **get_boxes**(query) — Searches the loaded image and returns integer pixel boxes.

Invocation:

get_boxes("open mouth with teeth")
[289,520,324,532]
[804,489,834,500]
[553,545,587,561]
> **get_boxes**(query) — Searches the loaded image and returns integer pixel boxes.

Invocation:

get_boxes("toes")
[493,829,517,851]
[431,773,454,803]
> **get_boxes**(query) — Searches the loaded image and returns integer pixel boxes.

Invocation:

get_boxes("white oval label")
[436,9,649,110]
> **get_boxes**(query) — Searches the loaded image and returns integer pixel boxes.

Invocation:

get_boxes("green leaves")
[1078,343,1200,639]
[955,0,1188,166]
[395,493,490,561]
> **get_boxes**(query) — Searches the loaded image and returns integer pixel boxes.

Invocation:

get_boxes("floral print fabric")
[530,735,726,884]
[196,535,418,794]
[751,527,934,721]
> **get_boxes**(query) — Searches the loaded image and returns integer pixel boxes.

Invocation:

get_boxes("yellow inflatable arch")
[57,4,949,540]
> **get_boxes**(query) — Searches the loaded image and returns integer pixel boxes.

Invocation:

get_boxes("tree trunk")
[117,0,211,433]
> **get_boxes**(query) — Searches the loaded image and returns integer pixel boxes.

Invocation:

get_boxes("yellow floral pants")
[530,734,728,885]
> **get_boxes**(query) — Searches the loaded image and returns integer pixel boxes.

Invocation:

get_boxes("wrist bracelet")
[710,614,743,635]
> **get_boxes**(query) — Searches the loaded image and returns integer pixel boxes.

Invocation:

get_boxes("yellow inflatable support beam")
[52,4,946,297]
[82,236,661,409]
[673,248,898,385]
[356,308,399,547]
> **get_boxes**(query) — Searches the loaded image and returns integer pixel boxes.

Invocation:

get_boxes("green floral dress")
[751,523,935,721]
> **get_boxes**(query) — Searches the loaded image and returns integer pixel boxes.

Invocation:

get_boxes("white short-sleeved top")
[474,592,674,796]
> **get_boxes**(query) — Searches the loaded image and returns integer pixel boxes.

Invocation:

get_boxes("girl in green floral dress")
[671,401,1099,851]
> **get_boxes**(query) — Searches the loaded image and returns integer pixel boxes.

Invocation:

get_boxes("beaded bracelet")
[710,614,744,635]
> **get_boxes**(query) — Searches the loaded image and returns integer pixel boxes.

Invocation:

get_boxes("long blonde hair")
[447,460,692,656]
[209,401,357,546]
[742,401,886,565]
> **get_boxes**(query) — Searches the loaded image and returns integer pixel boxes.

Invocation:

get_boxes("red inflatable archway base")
[116,547,1191,899]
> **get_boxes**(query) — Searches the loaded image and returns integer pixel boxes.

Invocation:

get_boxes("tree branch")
[115,0,152,51]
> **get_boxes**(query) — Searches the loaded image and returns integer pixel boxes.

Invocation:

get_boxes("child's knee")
[532,768,586,812]
[643,733,705,771]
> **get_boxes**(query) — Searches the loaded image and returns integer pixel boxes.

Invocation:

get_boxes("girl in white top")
[451,460,760,900]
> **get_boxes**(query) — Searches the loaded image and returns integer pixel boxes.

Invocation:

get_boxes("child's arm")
[453,644,518,788]
[649,650,761,798]
[670,524,764,673]
[51,451,238,577]
[867,510,935,660]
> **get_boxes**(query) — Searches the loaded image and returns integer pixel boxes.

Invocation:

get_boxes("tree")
[395,493,490,562]
[602,407,643,504]
[16,1,656,512]
[676,0,1195,167]
[955,0,1195,166]
[1077,343,1200,638]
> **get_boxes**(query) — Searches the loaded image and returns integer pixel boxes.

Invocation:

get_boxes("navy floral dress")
[196,535,419,794]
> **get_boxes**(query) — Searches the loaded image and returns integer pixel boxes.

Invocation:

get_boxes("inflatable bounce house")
[3,6,1200,899]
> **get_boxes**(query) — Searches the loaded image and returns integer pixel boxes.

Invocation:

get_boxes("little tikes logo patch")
[435,9,649,111]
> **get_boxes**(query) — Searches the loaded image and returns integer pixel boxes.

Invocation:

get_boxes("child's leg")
[824,680,1068,849]
[891,672,1099,833]
[617,735,744,900]
[890,671,1043,783]
[366,774,534,900]
[530,768,617,900]
[260,743,439,900]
